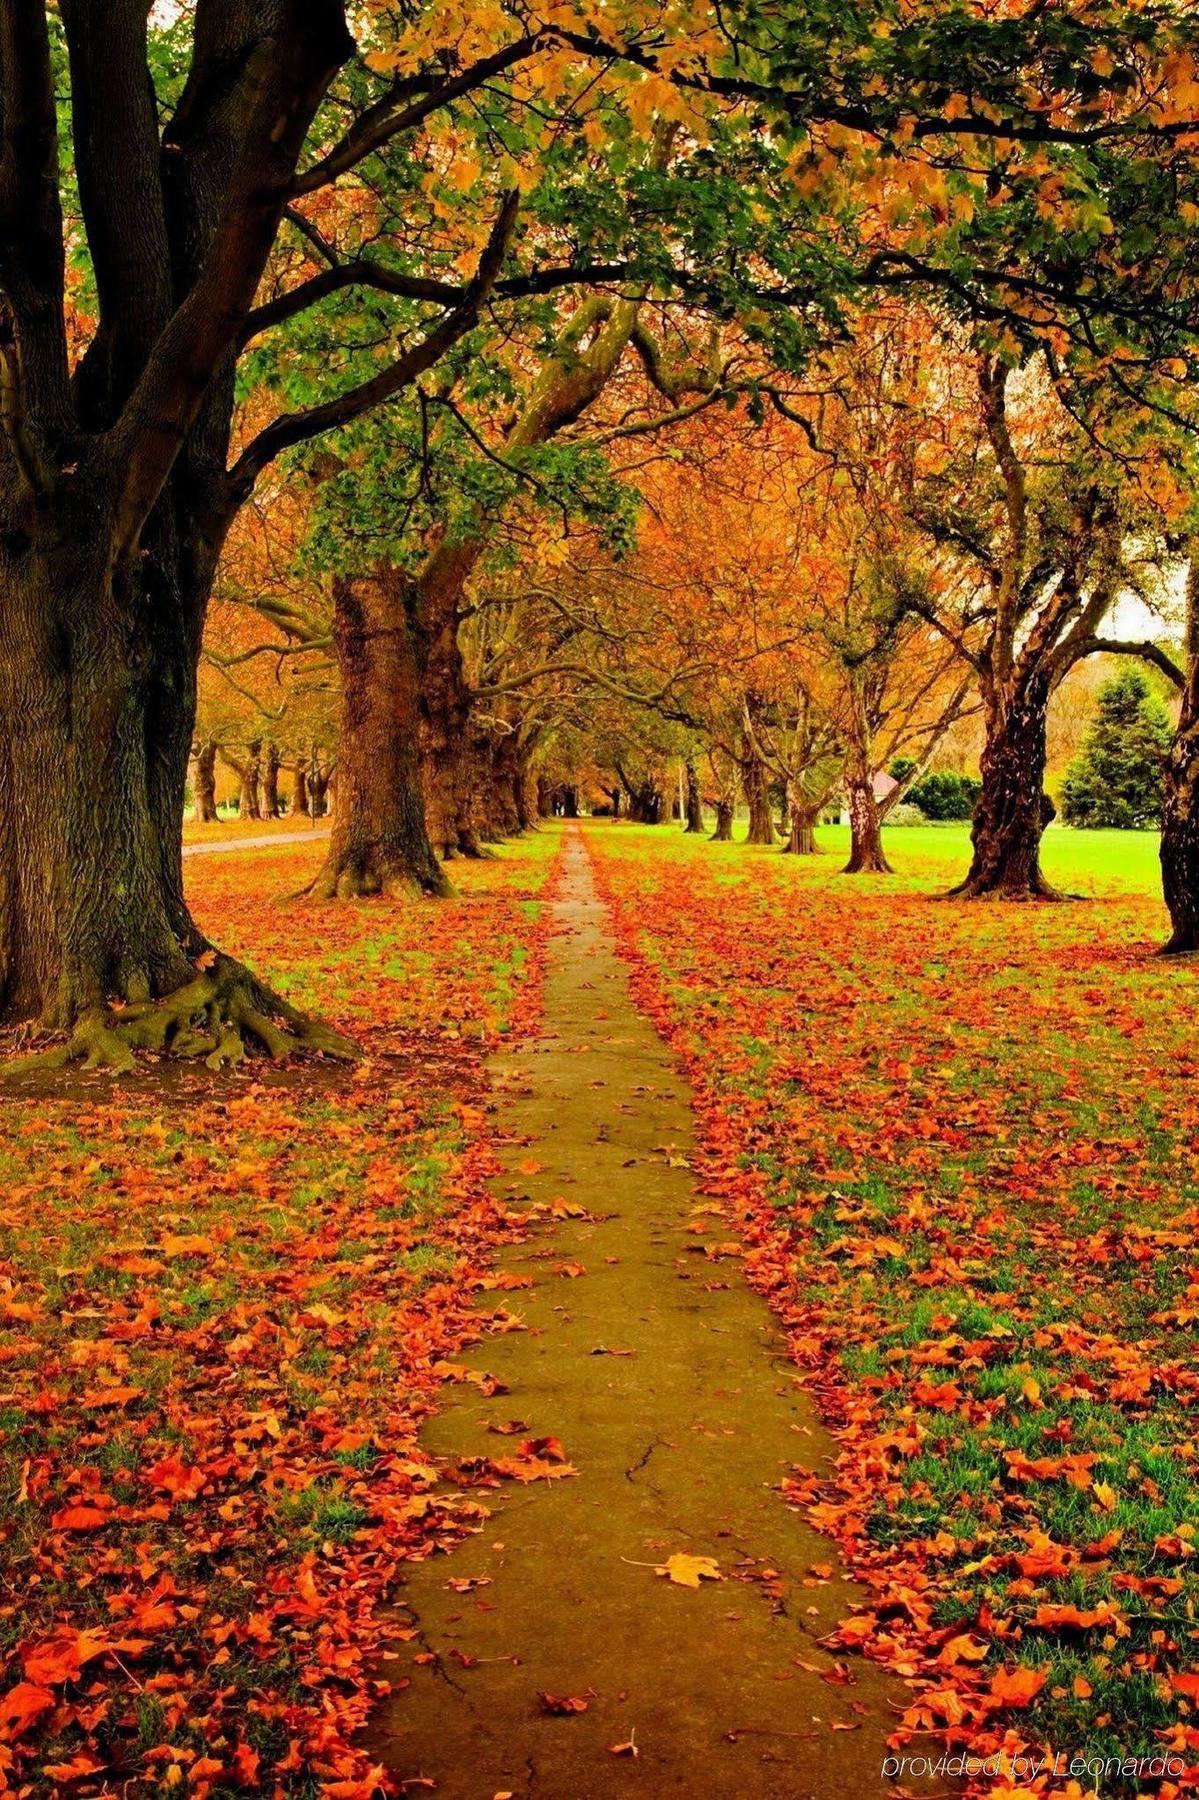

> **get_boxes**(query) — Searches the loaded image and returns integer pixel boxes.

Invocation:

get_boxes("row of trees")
[4,1,1199,1065]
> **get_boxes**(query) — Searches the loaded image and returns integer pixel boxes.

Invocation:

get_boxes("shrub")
[888,765,982,821]
[1061,667,1172,829]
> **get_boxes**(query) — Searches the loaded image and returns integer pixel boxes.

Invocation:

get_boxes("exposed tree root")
[302,850,455,902]
[4,956,359,1078]
[946,876,1066,902]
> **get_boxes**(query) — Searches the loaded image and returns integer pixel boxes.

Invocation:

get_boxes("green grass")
[713,818,1167,900]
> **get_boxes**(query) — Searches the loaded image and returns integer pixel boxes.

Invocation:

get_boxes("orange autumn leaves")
[0,834,559,1795]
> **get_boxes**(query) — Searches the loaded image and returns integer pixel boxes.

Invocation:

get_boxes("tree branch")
[108,2,355,556]
[227,189,519,500]
[1065,638,1186,687]
[292,34,545,195]
[0,0,71,432]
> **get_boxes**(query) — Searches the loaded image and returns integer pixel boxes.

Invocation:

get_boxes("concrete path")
[182,827,330,857]
[370,826,902,1798]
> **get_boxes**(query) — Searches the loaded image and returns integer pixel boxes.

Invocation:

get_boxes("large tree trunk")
[711,799,734,842]
[0,550,200,1027]
[741,753,776,845]
[193,739,219,823]
[262,743,282,819]
[683,759,704,833]
[292,754,309,820]
[422,595,488,860]
[952,677,1058,899]
[308,754,330,819]
[309,574,450,900]
[512,753,534,832]
[1161,683,1199,952]
[243,740,263,821]
[0,2,374,1072]
[0,536,348,1066]
[1160,562,1199,952]
[536,775,553,819]
[784,792,820,855]
[843,770,892,874]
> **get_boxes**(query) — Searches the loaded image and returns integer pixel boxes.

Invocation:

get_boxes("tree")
[0,4,571,1064]
[0,3,723,1063]
[1061,668,1173,829]
[1157,551,1199,952]
[905,348,1179,898]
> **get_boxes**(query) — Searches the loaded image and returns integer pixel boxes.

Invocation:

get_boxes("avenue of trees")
[4,0,1199,1066]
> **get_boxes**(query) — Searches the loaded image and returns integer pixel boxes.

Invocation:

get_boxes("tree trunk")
[309,757,330,819]
[784,795,820,855]
[683,759,704,833]
[1160,562,1199,952]
[309,575,450,899]
[536,775,553,819]
[0,540,347,1062]
[193,739,219,823]
[1161,683,1199,952]
[243,740,263,822]
[563,785,579,819]
[741,754,776,845]
[487,736,524,837]
[422,606,488,859]
[0,551,203,1027]
[292,754,309,820]
[262,743,282,819]
[512,756,533,832]
[952,678,1058,899]
[843,768,892,874]
[711,799,734,842]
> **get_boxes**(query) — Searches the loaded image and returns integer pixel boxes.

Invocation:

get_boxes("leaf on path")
[537,1692,589,1715]
[656,1553,721,1589]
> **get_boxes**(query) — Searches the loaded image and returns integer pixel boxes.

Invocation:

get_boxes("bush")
[884,801,927,827]
[1061,667,1172,829]
[889,764,981,821]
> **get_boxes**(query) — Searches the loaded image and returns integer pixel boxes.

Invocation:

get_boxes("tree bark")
[243,740,263,821]
[537,775,553,819]
[711,799,734,842]
[741,753,776,845]
[308,754,330,819]
[0,543,203,1027]
[292,754,309,821]
[1160,557,1199,952]
[193,739,219,824]
[784,797,820,855]
[843,766,892,874]
[262,742,281,819]
[309,574,450,899]
[683,758,704,833]
[952,676,1058,899]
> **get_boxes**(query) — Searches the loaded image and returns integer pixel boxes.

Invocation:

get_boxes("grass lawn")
[0,829,561,1795]
[812,819,1167,902]
[182,815,329,846]
[588,818,1199,1790]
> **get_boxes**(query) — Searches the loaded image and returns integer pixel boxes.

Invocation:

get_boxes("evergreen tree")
[1061,669,1173,829]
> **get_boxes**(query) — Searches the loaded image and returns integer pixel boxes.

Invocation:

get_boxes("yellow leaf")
[656,1553,721,1589]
